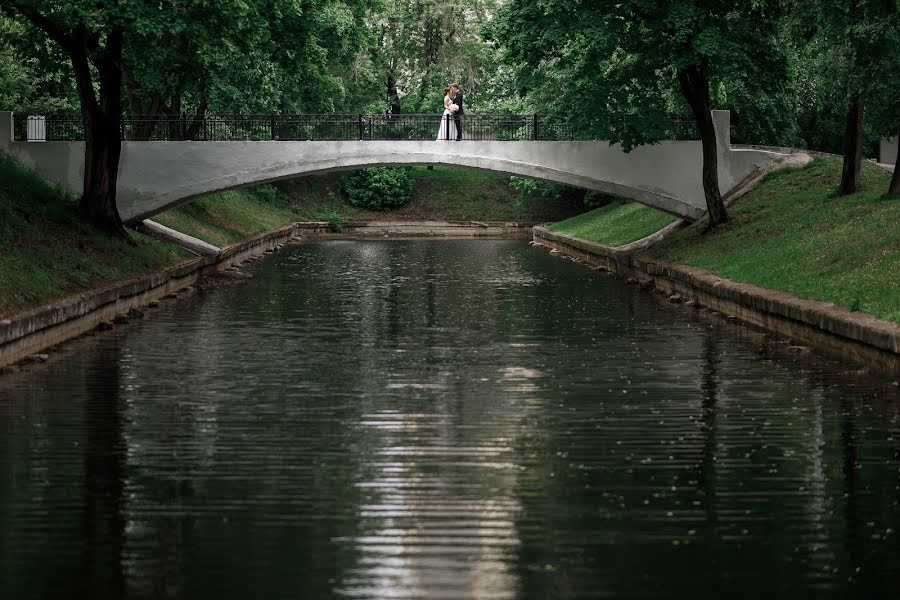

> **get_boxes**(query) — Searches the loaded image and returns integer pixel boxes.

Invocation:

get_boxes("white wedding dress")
[436,96,458,141]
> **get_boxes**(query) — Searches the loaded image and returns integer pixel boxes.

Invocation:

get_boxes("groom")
[450,83,463,141]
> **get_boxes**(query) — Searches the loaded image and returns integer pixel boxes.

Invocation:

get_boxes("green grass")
[0,153,188,318]
[646,158,899,323]
[152,185,297,247]
[547,200,678,246]
[278,167,586,223]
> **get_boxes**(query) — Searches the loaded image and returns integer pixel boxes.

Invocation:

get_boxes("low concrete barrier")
[339,220,533,237]
[0,224,299,369]
[533,226,900,376]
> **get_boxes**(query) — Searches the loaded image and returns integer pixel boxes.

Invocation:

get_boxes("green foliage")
[787,0,899,154]
[325,210,345,233]
[347,0,514,115]
[647,158,900,323]
[0,14,75,114]
[119,0,377,116]
[509,177,563,203]
[280,167,584,222]
[248,184,282,206]
[548,200,677,247]
[492,0,797,149]
[509,176,609,210]
[341,167,414,211]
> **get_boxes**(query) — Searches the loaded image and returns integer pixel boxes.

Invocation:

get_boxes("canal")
[1,239,898,599]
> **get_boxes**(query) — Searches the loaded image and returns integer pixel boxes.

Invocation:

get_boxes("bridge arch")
[1,111,785,224]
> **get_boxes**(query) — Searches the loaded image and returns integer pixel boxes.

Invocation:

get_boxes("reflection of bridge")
[1,110,784,223]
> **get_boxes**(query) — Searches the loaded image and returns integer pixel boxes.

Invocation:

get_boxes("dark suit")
[452,90,464,140]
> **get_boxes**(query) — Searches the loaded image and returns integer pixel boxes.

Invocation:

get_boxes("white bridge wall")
[1,111,784,223]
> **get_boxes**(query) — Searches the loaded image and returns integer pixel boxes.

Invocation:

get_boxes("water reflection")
[1,240,898,599]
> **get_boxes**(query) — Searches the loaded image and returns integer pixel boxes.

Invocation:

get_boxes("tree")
[0,14,75,114]
[803,0,899,195]
[854,4,900,195]
[355,0,507,115]
[122,1,374,137]
[493,0,791,228]
[2,0,129,237]
[2,0,374,236]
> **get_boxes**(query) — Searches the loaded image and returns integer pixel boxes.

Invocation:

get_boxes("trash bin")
[27,116,46,142]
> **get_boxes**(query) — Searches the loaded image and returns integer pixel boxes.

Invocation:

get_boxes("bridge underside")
[1,111,785,224]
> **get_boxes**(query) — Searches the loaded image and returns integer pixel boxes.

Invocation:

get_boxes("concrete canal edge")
[0,220,533,370]
[532,226,900,377]
[0,223,300,370]
[298,220,535,238]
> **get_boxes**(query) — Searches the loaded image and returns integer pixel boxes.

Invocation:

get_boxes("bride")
[436,86,458,141]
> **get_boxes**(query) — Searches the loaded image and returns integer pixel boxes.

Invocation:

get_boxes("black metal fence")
[12,113,698,142]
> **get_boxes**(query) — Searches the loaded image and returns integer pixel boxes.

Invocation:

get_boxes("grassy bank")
[645,158,899,323]
[1,158,587,318]
[547,200,677,246]
[279,167,586,223]
[0,154,188,318]
[0,155,298,318]
[152,186,296,247]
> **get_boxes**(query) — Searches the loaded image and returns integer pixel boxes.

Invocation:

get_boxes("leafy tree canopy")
[491,0,798,149]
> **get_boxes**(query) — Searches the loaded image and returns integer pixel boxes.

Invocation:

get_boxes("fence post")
[270,114,276,140]
[533,114,538,141]
[358,114,363,140]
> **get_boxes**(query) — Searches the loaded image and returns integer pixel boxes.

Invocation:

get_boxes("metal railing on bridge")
[12,113,698,143]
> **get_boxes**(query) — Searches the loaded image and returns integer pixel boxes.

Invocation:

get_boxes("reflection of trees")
[5,239,900,598]
[698,333,719,530]
[80,342,127,600]
[0,340,127,599]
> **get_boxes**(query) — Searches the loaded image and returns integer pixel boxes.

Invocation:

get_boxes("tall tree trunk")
[71,29,127,238]
[8,5,128,238]
[122,66,164,140]
[678,65,728,227]
[839,92,864,196]
[386,69,401,115]
[889,134,899,196]
[184,101,209,141]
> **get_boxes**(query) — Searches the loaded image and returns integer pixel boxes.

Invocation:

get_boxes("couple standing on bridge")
[437,83,464,141]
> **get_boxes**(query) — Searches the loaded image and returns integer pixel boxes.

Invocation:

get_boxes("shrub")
[509,176,613,209]
[341,167,413,210]
[249,184,282,205]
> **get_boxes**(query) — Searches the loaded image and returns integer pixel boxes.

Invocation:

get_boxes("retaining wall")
[533,227,900,376]
[0,224,299,369]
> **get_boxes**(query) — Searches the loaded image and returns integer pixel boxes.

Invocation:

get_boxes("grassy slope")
[279,166,586,223]
[646,158,899,323]
[152,187,297,248]
[0,154,188,318]
[547,200,677,246]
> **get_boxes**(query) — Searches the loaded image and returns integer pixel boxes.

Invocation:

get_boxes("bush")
[250,184,281,205]
[341,167,413,210]
[509,176,613,209]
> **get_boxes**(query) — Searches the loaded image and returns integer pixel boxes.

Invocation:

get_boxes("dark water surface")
[1,240,899,599]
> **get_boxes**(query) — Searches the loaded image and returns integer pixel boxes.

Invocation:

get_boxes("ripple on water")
[0,239,898,600]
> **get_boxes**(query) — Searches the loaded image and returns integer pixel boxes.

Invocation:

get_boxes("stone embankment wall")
[533,227,900,376]
[299,220,533,237]
[0,224,299,369]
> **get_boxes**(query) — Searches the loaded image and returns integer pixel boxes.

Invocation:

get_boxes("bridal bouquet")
[449,103,459,113]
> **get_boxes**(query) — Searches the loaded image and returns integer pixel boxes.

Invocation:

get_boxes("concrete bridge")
[0,111,784,223]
